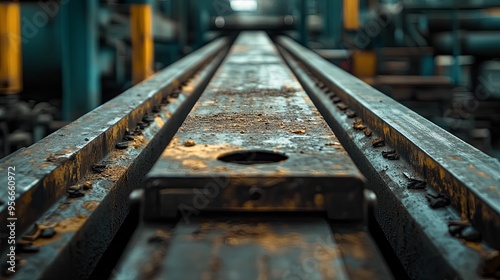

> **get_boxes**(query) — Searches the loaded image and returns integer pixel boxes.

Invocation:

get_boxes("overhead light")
[230,0,258,12]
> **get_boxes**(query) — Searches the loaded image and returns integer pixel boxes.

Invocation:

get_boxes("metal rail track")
[113,31,392,280]
[0,31,498,279]
[0,37,230,279]
[277,36,500,279]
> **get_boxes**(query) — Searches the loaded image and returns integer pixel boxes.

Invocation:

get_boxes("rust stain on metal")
[182,159,208,170]
[162,137,241,161]
[155,116,165,127]
[291,129,307,135]
[188,222,307,254]
[82,201,100,213]
[467,164,492,179]
[132,135,146,149]
[230,45,251,53]
[352,118,365,130]
[184,139,196,147]
[55,214,88,233]
[448,155,463,161]
[214,88,298,96]
[87,164,127,182]
[178,112,317,136]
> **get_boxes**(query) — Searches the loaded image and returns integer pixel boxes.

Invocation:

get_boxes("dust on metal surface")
[278,41,498,279]
[145,32,365,221]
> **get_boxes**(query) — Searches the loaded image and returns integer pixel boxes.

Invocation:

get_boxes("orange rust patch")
[181,159,208,170]
[155,116,165,127]
[214,166,230,172]
[82,201,100,212]
[133,135,146,149]
[59,203,69,210]
[32,234,60,247]
[162,137,241,161]
[189,222,307,253]
[55,214,88,233]
[230,45,251,53]
[88,164,127,182]
[291,129,306,135]
[448,155,463,160]
[334,232,369,260]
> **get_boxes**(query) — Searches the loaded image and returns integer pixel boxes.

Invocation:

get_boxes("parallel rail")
[277,36,500,279]
[0,37,229,279]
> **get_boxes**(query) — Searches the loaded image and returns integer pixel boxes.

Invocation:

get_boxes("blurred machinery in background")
[0,0,497,151]
[303,0,500,157]
[1,0,500,159]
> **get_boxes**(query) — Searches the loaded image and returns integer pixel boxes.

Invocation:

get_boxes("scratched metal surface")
[145,32,365,221]
[278,40,499,279]
[0,38,229,279]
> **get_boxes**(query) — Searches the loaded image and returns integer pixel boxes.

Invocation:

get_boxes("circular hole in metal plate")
[217,150,288,165]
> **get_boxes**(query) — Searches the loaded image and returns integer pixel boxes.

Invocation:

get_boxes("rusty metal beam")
[277,36,500,279]
[113,32,392,280]
[0,37,229,278]
[144,32,366,223]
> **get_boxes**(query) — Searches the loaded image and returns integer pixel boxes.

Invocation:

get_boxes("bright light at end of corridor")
[230,0,258,12]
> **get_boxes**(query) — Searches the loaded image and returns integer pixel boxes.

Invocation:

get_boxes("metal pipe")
[433,31,500,56]
[425,10,500,31]
[61,0,100,120]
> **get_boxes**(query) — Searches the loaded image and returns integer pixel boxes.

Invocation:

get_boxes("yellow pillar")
[130,4,154,85]
[352,51,376,78]
[343,0,360,30]
[0,0,22,94]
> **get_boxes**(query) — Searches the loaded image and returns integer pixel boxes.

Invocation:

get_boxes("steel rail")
[277,36,500,279]
[113,31,393,280]
[0,37,229,278]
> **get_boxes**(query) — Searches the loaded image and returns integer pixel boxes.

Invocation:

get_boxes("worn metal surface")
[332,225,393,280]
[113,32,391,280]
[277,36,500,250]
[0,37,228,279]
[114,214,393,280]
[278,38,499,279]
[161,216,349,279]
[145,32,365,222]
